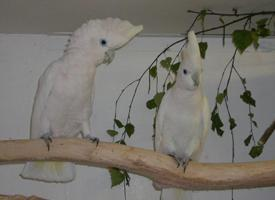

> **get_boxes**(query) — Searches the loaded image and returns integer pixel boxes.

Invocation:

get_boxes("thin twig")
[188,10,275,17]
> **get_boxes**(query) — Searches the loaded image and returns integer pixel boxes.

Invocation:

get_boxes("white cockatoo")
[154,31,209,200]
[20,18,143,182]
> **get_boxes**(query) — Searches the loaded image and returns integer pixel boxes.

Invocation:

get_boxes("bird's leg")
[181,157,191,172]
[169,154,191,172]
[81,121,99,146]
[82,133,99,145]
[40,132,53,151]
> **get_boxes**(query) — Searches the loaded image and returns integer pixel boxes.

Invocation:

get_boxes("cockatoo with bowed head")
[20,18,143,182]
[154,31,209,200]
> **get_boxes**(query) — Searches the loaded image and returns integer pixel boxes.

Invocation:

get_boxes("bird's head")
[66,18,143,65]
[176,31,203,91]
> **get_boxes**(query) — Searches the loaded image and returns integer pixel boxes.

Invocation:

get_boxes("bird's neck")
[61,48,98,77]
[171,85,204,104]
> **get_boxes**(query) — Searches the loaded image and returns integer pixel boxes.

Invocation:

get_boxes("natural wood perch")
[0,138,275,190]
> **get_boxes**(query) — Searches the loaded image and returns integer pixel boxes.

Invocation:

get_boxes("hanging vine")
[105,9,275,198]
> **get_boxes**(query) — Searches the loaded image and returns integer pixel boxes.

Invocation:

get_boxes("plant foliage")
[106,9,275,197]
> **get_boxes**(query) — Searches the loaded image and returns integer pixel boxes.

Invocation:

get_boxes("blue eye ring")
[100,39,107,46]
[183,69,188,75]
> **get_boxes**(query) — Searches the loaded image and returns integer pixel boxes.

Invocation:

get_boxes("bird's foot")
[83,135,99,146]
[40,132,53,151]
[169,154,190,172]
[180,158,191,172]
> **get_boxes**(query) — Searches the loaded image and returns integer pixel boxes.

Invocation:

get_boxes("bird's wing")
[30,60,60,138]
[191,95,210,161]
[154,92,170,151]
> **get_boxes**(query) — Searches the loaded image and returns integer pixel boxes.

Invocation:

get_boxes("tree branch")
[187,10,275,17]
[0,138,275,190]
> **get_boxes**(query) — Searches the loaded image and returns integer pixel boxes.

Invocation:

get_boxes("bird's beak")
[191,72,200,87]
[127,25,143,39]
[103,49,115,64]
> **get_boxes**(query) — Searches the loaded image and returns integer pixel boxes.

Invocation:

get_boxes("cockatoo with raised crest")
[154,31,209,200]
[21,18,143,182]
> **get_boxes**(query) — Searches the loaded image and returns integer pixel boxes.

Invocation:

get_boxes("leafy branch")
[107,9,275,191]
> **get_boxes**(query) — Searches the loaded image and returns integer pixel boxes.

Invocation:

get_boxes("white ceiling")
[0,0,275,36]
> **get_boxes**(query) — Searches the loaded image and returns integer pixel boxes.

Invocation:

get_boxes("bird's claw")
[40,133,53,151]
[181,159,190,172]
[84,135,100,146]
[170,154,190,172]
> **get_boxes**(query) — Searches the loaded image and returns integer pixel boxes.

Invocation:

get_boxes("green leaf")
[211,108,224,136]
[167,81,175,90]
[198,42,208,59]
[114,119,124,128]
[170,62,180,74]
[154,92,165,107]
[160,57,172,70]
[251,30,259,49]
[216,126,224,136]
[248,113,254,118]
[107,129,119,137]
[216,89,227,104]
[198,9,207,20]
[216,93,225,104]
[149,65,157,78]
[240,90,256,107]
[257,27,270,38]
[109,168,125,187]
[252,120,258,128]
[256,18,270,38]
[244,134,252,146]
[249,144,264,158]
[223,89,228,96]
[229,118,237,130]
[125,123,135,137]
[146,99,157,109]
[198,9,207,29]
[256,18,268,29]
[232,30,253,54]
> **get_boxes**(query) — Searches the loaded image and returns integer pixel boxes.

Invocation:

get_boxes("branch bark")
[0,138,275,190]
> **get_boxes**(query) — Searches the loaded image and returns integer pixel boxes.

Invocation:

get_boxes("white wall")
[0,34,274,200]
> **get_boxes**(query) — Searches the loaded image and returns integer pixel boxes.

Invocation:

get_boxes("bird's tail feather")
[21,161,75,183]
[161,188,192,200]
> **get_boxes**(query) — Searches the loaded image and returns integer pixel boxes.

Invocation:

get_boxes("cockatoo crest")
[176,31,202,91]
[66,18,143,64]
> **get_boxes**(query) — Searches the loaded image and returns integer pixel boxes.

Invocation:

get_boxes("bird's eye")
[183,69,188,75]
[100,39,107,47]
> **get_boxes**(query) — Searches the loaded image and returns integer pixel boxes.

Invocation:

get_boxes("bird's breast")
[45,72,95,135]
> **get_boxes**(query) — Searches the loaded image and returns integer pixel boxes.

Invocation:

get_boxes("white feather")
[154,31,209,199]
[21,18,143,182]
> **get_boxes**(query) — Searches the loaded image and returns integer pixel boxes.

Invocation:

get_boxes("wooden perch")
[0,138,275,190]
